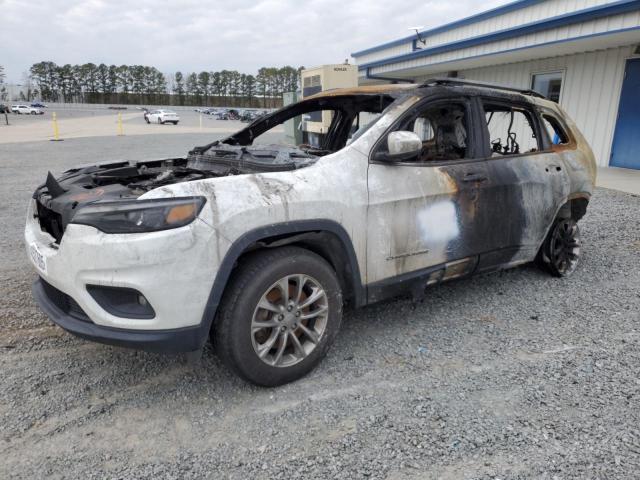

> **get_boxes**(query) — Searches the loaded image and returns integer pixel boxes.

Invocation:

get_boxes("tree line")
[0,65,6,102]
[28,62,303,108]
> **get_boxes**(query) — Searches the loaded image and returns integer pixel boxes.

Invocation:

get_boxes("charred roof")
[308,78,553,105]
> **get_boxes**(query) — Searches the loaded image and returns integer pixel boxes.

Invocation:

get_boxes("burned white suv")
[26,79,596,386]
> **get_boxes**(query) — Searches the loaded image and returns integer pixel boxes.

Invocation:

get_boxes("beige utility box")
[300,64,358,141]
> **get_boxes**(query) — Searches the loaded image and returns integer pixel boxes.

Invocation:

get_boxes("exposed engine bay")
[32,144,319,242]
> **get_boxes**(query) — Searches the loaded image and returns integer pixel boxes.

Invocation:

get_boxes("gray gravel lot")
[1,134,639,479]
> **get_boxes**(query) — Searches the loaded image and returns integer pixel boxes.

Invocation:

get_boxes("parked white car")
[145,109,179,125]
[12,105,44,115]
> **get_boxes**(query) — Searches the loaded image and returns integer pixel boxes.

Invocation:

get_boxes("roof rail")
[420,78,547,99]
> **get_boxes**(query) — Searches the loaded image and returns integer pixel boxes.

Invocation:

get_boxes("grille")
[36,201,64,243]
[40,279,91,323]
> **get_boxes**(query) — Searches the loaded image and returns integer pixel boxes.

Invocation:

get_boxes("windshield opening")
[191,94,396,162]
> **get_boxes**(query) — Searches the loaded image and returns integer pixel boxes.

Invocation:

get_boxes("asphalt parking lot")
[1,132,639,479]
[2,107,112,122]
[0,107,269,143]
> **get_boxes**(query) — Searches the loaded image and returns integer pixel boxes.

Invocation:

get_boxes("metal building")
[351,0,640,169]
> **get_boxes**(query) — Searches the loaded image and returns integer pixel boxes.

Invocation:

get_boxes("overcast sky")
[1,0,511,82]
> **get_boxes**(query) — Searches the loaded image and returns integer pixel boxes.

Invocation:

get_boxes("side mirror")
[375,131,422,162]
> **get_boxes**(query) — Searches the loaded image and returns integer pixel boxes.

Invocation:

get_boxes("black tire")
[172,121,178,125]
[213,246,343,387]
[537,217,581,277]
[157,118,162,124]
[145,117,150,124]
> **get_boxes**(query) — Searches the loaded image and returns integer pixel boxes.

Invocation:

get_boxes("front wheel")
[538,217,581,277]
[157,118,162,124]
[213,246,343,387]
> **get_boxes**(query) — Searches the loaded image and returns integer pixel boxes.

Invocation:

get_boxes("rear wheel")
[172,121,178,125]
[538,217,581,277]
[213,246,342,386]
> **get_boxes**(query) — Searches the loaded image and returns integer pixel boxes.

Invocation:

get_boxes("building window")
[531,72,563,103]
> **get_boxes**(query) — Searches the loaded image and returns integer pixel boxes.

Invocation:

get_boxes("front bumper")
[25,199,223,348]
[33,278,203,352]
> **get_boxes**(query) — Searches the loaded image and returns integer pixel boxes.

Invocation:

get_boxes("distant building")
[299,64,358,147]
[351,0,640,169]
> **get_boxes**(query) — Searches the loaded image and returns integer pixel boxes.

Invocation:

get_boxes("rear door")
[474,98,570,272]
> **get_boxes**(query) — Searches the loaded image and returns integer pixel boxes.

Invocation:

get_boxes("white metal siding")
[354,0,619,65]
[422,46,637,167]
[423,0,615,48]
[370,10,640,74]
[355,44,413,65]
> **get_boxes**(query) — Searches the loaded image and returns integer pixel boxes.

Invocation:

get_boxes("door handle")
[462,172,487,182]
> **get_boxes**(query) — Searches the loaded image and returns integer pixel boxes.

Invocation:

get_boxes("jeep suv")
[25,79,596,386]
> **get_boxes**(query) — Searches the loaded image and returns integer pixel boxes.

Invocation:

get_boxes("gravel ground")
[1,135,639,479]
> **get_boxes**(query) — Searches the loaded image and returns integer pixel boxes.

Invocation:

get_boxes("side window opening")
[412,117,434,142]
[541,114,570,146]
[379,102,468,162]
[484,104,539,156]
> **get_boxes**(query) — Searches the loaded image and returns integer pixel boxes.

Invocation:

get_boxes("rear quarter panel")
[534,98,596,200]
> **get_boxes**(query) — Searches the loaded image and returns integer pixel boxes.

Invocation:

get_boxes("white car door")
[366,96,484,293]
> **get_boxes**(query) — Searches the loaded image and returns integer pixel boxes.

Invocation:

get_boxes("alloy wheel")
[251,274,329,368]
[549,219,580,275]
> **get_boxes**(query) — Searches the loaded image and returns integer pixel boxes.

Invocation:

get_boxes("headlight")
[71,196,206,233]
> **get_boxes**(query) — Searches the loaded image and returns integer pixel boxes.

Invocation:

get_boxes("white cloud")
[0,0,510,81]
